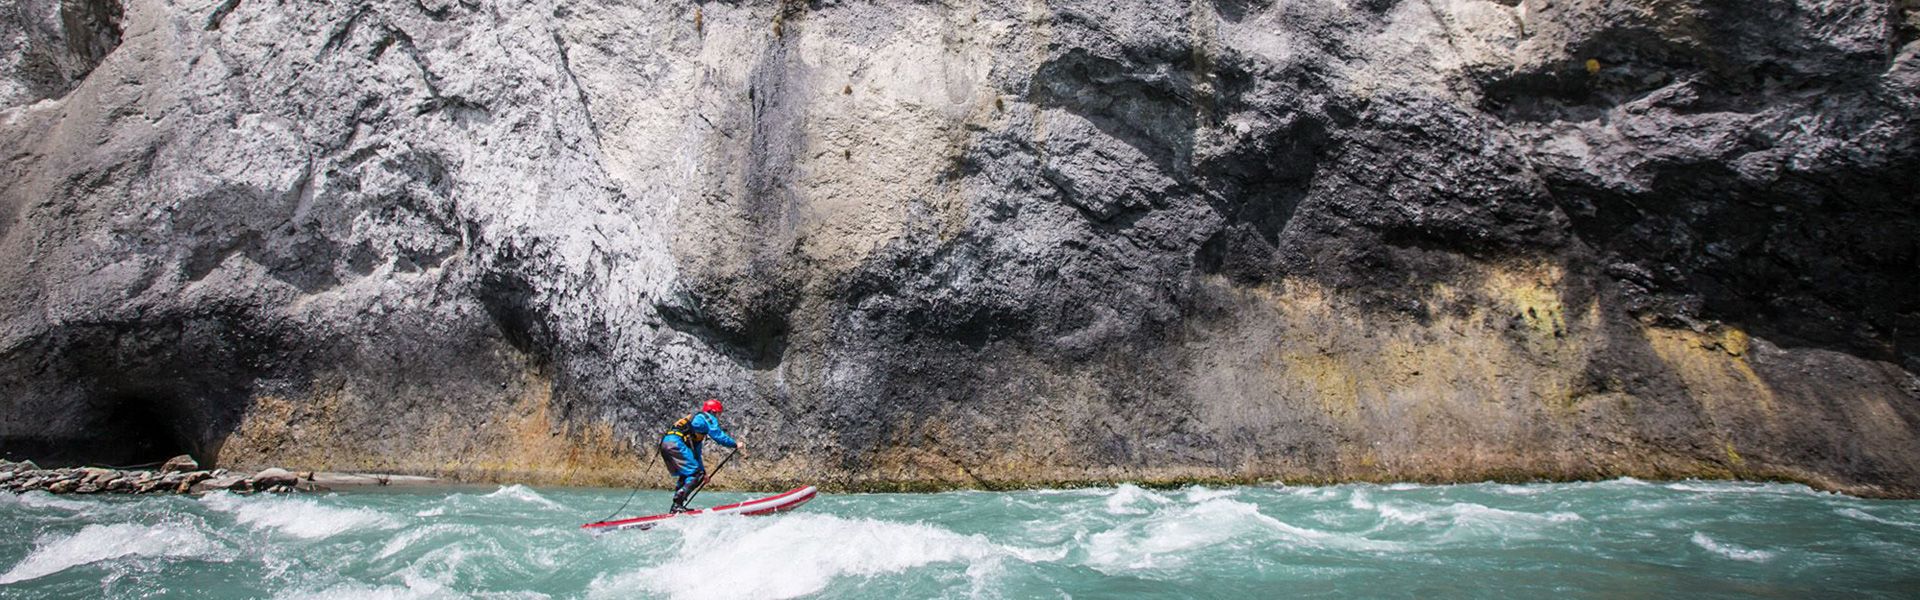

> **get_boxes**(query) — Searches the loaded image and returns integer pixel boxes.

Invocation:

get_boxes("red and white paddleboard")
[581,486,818,532]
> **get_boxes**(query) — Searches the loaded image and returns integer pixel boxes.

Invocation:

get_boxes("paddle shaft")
[685,447,739,506]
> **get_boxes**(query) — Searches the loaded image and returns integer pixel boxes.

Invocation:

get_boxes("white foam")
[1485,484,1548,496]
[1377,502,1582,526]
[1104,484,1171,515]
[273,582,449,600]
[376,524,462,560]
[480,485,563,509]
[1347,489,1375,511]
[1690,532,1774,562]
[0,523,225,584]
[1084,498,1403,573]
[272,577,552,600]
[201,492,398,539]
[1837,508,1920,530]
[1347,499,1584,546]
[588,513,1054,600]
[1284,486,1344,501]
[1665,481,1820,496]
[5,490,93,512]
[1181,486,1237,503]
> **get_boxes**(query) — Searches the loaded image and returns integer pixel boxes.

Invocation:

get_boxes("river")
[3,479,1917,598]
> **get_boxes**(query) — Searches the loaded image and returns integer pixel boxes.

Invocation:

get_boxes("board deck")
[581,486,818,532]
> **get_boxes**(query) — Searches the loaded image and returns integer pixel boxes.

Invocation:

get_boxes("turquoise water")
[2,479,1918,598]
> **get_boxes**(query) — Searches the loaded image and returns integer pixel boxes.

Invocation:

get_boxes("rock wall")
[2,0,1917,495]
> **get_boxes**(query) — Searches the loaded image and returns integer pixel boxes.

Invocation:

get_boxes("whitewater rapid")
[2,479,1917,598]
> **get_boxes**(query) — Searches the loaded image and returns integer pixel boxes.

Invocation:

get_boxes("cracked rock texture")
[2,0,1917,496]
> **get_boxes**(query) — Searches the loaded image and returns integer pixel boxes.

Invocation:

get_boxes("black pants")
[658,439,705,510]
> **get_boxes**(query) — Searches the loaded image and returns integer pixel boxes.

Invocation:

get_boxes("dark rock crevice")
[475,266,555,363]
[204,0,242,31]
[57,0,122,72]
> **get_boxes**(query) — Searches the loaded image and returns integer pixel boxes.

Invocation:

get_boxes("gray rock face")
[1,0,1917,495]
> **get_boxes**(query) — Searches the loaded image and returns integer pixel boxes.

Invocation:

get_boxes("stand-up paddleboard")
[582,486,818,532]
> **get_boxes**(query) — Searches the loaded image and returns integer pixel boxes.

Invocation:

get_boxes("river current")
[2,478,1917,598]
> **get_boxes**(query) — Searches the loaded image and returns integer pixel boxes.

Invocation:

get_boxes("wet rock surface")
[0,1,1916,495]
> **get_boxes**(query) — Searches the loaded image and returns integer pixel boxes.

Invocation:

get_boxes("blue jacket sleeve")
[694,413,738,448]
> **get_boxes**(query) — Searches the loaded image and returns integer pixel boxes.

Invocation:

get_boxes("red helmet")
[701,398,724,414]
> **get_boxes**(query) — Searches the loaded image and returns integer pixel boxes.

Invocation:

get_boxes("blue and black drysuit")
[659,411,737,512]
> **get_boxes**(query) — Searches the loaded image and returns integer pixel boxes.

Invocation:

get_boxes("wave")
[273,577,551,600]
[1483,483,1549,496]
[1690,532,1774,562]
[0,522,227,584]
[1103,484,1172,515]
[375,524,469,561]
[201,492,399,540]
[1664,481,1824,496]
[480,485,564,509]
[1837,508,1920,530]
[274,582,449,600]
[415,484,567,518]
[1281,485,1345,501]
[1378,501,1582,526]
[1348,489,1376,511]
[588,512,1057,600]
[2,490,94,512]
[1084,497,1405,573]
[1182,486,1238,503]
[1343,488,1582,544]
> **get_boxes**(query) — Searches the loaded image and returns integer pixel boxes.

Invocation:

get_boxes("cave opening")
[83,394,198,468]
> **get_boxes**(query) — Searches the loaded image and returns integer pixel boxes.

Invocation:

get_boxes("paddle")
[684,447,740,507]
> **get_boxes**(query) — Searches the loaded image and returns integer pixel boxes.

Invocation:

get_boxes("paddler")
[659,398,742,513]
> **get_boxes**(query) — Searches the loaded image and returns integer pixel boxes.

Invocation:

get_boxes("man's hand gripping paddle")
[684,446,740,508]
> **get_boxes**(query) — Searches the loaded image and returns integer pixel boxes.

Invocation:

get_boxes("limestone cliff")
[2,0,1917,496]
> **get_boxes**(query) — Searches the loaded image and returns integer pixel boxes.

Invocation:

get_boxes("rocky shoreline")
[1,457,317,495]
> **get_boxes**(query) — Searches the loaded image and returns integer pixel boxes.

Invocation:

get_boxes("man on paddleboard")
[660,399,742,513]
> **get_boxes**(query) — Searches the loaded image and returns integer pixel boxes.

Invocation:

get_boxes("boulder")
[193,474,247,493]
[252,467,298,487]
[82,468,119,485]
[160,455,199,473]
[47,480,75,493]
